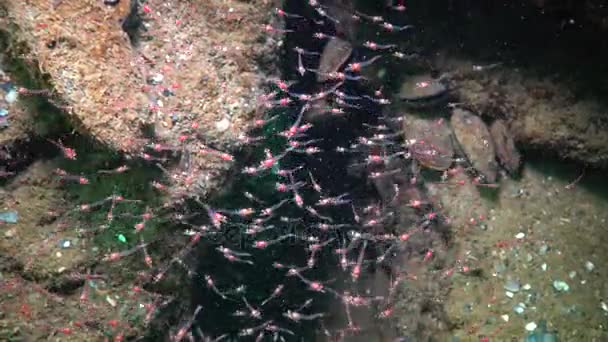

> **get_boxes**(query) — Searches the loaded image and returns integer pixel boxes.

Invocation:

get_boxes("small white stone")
[215,118,231,132]
[57,267,66,273]
[522,283,531,290]
[4,228,15,238]
[541,263,547,271]
[585,261,595,272]
[525,322,537,332]
[505,291,514,298]
[151,73,164,83]
[601,301,608,313]
[106,295,117,307]
[56,251,62,258]
[515,232,525,239]
[5,90,18,103]
[501,314,510,322]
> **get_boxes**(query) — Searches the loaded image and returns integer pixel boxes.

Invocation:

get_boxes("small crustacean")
[450,108,498,183]
[489,119,521,175]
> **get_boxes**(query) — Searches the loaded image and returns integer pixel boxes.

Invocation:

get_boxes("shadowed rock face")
[450,108,498,183]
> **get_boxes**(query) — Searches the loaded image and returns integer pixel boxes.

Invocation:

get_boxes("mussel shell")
[317,37,352,82]
[403,115,454,171]
[490,119,521,174]
[399,74,448,103]
[450,109,498,183]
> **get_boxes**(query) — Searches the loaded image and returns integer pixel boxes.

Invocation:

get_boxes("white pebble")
[505,291,514,298]
[515,232,525,239]
[106,295,117,307]
[522,283,531,291]
[5,90,17,103]
[525,322,537,332]
[215,118,231,132]
[585,261,595,272]
[601,301,608,313]
[501,314,510,322]
[151,73,164,83]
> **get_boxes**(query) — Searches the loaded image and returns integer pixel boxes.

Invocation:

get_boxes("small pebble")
[541,263,547,271]
[522,283,531,291]
[150,73,164,84]
[215,118,231,132]
[515,232,525,239]
[57,267,66,273]
[58,239,71,249]
[5,90,17,103]
[505,291,514,298]
[585,261,595,272]
[106,296,117,307]
[568,271,577,279]
[514,303,526,314]
[601,301,608,313]
[504,279,521,293]
[552,280,570,292]
[525,322,537,332]
[55,251,62,258]
[4,228,15,238]
[501,314,509,322]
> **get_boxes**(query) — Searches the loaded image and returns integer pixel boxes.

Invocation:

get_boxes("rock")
[504,279,521,293]
[1,0,279,199]
[399,74,448,107]
[317,37,352,82]
[552,280,570,292]
[525,321,538,332]
[450,59,608,167]
[450,109,498,183]
[514,303,526,314]
[403,115,454,170]
[490,120,521,174]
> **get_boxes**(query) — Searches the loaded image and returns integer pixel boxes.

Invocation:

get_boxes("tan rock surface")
[0,0,280,198]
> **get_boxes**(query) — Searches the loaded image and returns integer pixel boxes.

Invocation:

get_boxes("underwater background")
[1,0,608,341]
